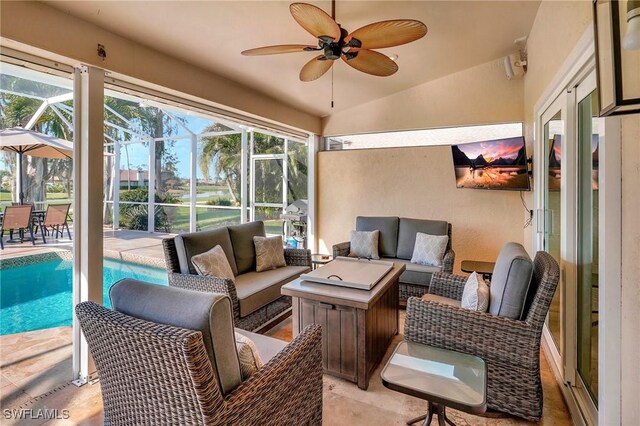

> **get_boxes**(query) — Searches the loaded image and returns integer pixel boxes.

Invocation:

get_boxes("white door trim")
[598,116,621,426]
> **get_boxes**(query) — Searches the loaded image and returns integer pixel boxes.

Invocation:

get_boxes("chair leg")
[29,225,36,246]
[40,220,47,244]
[0,229,4,250]
[66,222,72,240]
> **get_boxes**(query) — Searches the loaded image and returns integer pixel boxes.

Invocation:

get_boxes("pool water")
[0,258,168,335]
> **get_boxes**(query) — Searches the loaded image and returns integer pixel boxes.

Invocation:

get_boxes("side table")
[460,260,495,281]
[381,340,487,425]
[310,254,333,270]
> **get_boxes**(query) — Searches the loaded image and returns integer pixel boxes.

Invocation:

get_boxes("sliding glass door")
[537,70,600,424]
[540,95,565,357]
[575,81,602,414]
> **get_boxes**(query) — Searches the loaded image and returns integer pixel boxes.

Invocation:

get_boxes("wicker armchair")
[163,236,311,332]
[76,290,323,425]
[403,251,559,421]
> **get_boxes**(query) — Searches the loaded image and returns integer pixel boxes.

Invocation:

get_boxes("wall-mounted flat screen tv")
[451,136,530,191]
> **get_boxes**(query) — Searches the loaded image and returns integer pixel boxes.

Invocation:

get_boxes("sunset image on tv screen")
[451,136,530,190]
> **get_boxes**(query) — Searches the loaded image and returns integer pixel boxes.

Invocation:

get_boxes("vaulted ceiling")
[44,1,540,117]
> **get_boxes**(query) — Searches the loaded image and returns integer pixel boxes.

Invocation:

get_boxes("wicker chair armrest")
[168,273,240,320]
[404,298,536,367]
[429,271,467,300]
[223,324,323,424]
[284,248,312,267]
[442,248,455,273]
[332,241,350,258]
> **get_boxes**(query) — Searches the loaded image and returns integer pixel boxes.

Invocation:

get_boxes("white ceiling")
[44,1,541,118]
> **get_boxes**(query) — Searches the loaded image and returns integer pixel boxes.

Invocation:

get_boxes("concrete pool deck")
[0,229,170,264]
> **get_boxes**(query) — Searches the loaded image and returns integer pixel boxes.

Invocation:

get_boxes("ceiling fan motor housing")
[321,27,350,60]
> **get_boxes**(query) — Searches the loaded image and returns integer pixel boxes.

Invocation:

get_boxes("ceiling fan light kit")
[241,1,428,82]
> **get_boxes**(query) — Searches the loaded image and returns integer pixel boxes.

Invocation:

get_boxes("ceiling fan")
[241,1,428,82]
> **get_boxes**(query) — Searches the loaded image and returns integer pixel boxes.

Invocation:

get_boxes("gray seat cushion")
[228,221,266,275]
[382,257,441,287]
[356,216,399,257]
[235,265,309,317]
[109,279,242,396]
[396,218,449,260]
[489,242,534,319]
[235,328,287,363]
[174,227,238,276]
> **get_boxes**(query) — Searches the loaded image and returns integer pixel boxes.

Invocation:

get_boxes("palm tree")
[0,76,73,204]
[198,128,308,211]
[198,124,242,204]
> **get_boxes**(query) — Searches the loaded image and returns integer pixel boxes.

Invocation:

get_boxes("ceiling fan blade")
[300,55,334,81]
[241,44,318,56]
[341,49,399,77]
[345,20,427,49]
[290,3,341,42]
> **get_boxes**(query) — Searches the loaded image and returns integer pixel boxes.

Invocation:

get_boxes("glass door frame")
[535,66,599,426]
[571,71,599,424]
[249,130,288,233]
[535,92,571,380]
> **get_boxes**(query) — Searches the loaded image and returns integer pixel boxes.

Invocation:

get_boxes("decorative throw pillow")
[253,236,286,272]
[410,232,449,267]
[235,332,264,380]
[461,272,490,312]
[348,230,380,259]
[191,245,235,281]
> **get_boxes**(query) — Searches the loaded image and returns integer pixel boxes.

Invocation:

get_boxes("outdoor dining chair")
[0,204,36,250]
[39,203,72,240]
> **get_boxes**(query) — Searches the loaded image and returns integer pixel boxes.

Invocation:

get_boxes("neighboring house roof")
[120,169,149,181]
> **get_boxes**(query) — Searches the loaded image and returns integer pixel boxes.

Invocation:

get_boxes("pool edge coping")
[0,249,166,270]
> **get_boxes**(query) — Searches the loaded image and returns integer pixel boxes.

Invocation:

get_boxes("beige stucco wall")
[317,57,527,273]
[317,146,527,273]
[322,58,524,136]
[521,0,592,255]
[524,0,593,133]
[0,1,321,134]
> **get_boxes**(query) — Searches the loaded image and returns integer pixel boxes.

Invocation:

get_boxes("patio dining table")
[0,209,47,243]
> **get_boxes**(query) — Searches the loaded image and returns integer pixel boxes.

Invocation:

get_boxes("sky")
[456,136,525,162]
[116,114,234,180]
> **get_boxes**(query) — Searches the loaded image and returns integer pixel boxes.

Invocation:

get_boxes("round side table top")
[311,254,334,264]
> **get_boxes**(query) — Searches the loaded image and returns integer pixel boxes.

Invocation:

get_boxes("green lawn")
[0,191,72,209]
[117,205,283,236]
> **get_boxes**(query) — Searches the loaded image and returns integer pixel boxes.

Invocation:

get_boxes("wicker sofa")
[76,279,322,425]
[163,221,311,332]
[403,244,560,421]
[332,216,454,304]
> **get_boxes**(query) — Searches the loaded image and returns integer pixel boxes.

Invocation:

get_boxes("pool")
[0,258,168,335]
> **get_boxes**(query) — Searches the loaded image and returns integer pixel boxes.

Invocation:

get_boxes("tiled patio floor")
[0,314,572,425]
[0,231,573,424]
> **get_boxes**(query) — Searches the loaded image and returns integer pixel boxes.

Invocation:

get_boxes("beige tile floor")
[0,232,572,425]
[0,314,572,426]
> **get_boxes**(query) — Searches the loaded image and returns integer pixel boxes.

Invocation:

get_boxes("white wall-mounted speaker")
[504,53,527,80]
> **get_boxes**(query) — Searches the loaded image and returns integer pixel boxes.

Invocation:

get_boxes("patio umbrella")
[0,127,73,204]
